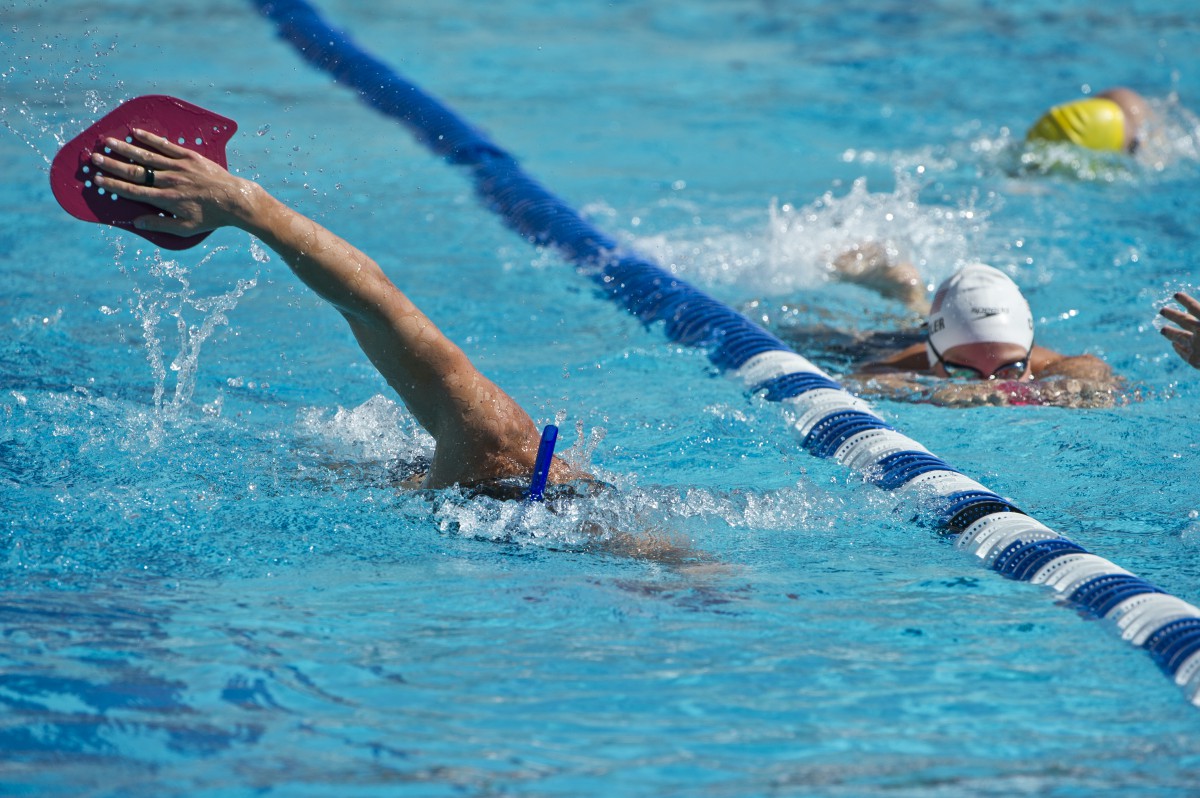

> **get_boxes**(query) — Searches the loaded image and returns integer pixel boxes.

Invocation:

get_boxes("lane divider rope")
[250,0,1200,705]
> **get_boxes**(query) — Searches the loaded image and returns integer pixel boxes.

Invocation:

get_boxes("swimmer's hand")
[932,376,1117,409]
[846,372,1119,408]
[831,243,929,315]
[1159,292,1200,371]
[90,128,262,237]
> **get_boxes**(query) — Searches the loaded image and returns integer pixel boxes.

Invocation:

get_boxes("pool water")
[5,0,1200,795]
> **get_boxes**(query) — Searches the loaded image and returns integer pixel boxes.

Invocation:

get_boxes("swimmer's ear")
[50,95,237,250]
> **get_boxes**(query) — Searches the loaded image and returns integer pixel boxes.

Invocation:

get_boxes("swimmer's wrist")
[228,181,282,236]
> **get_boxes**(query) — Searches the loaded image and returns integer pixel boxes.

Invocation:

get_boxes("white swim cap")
[925,264,1034,366]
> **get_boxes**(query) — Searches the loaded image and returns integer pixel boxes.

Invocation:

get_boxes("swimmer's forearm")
[1035,354,1113,382]
[232,184,395,320]
[230,184,508,442]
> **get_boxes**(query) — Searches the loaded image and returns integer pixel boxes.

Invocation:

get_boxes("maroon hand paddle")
[50,95,238,250]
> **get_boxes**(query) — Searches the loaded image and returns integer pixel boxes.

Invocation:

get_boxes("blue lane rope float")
[527,424,559,502]
[250,0,1200,705]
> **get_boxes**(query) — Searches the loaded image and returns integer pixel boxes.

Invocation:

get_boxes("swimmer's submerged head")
[1026,87,1149,154]
[925,264,1034,381]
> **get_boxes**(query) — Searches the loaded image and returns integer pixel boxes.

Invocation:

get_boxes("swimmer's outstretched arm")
[91,129,549,488]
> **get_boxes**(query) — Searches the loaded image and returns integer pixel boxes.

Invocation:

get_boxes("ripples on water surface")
[4,0,1200,795]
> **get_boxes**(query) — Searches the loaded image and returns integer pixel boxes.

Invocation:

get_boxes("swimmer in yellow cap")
[1026,87,1151,154]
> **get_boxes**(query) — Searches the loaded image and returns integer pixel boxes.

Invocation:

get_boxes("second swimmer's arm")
[1030,347,1114,382]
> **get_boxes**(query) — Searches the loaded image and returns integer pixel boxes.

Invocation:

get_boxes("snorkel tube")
[526,424,559,502]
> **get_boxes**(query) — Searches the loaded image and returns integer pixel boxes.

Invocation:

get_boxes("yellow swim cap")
[1026,97,1127,152]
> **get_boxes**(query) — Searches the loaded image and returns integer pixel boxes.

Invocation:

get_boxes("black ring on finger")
[144,166,155,187]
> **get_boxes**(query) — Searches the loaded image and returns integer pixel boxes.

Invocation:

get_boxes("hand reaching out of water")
[90,128,261,237]
[1159,292,1200,370]
[831,242,929,315]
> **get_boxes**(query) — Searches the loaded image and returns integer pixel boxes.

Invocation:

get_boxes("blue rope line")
[249,0,1200,705]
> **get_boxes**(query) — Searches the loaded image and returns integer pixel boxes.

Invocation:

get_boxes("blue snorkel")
[526,424,558,502]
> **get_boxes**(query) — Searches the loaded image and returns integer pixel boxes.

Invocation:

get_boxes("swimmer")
[824,244,1117,408]
[1026,86,1151,154]
[1159,291,1200,371]
[87,127,585,496]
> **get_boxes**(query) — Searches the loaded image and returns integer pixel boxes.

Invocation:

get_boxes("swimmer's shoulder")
[1030,346,1114,381]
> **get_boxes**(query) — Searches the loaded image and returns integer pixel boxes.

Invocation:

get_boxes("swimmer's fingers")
[88,153,158,191]
[1159,305,1200,332]
[1160,326,1200,369]
[95,128,192,166]
[129,127,194,159]
[89,148,176,202]
[1175,291,1200,319]
[92,128,220,191]
[90,168,166,207]
[94,135,172,172]
[90,167,218,237]
[1160,325,1191,346]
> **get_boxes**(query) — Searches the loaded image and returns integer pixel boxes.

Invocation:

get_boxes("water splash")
[123,247,258,445]
[1148,86,1200,168]
[296,395,434,467]
[558,418,606,474]
[428,465,896,567]
[1,97,59,165]
[622,170,995,303]
[763,174,992,294]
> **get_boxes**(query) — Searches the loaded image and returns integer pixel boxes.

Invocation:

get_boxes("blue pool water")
[5,0,1200,795]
